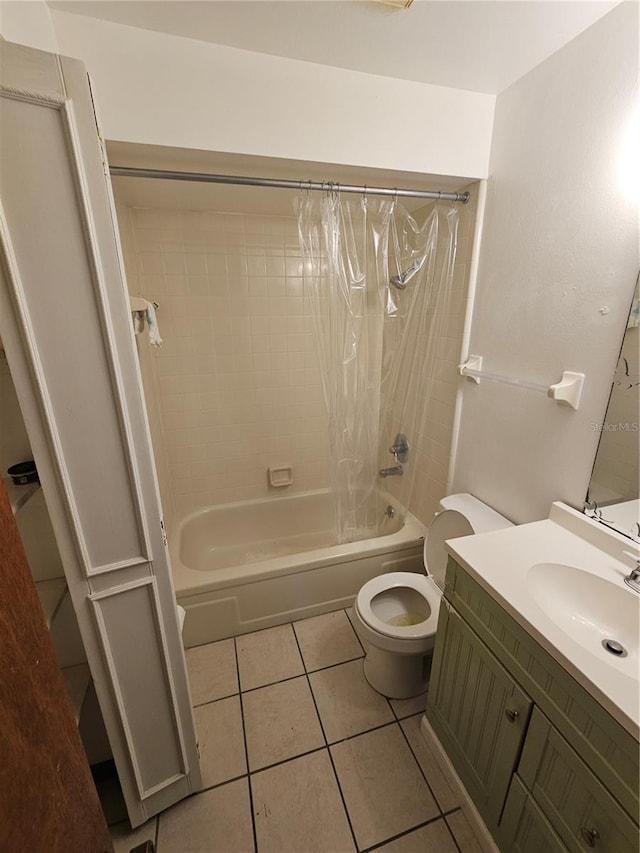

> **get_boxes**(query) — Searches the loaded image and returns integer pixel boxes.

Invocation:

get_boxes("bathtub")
[170,489,426,647]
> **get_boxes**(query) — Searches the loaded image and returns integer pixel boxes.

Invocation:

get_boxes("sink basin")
[527,562,639,671]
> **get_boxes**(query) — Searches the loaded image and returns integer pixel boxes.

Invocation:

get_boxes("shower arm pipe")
[108,166,470,203]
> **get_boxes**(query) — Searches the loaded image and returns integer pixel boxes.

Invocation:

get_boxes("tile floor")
[110,609,485,853]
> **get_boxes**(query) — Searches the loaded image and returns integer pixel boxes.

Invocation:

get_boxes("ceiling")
[49,0,619,95]
[65,1,617,215]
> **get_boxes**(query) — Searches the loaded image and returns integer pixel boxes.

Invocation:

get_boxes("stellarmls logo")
[589,422,639,432]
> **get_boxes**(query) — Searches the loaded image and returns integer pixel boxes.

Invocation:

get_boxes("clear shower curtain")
[297,191,458,544]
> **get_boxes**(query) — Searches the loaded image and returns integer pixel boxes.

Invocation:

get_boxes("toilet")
[352,493,513,698]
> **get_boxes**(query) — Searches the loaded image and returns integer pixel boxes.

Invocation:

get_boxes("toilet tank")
[425,493,513,589]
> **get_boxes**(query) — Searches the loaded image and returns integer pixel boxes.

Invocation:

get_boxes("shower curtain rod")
[109,166,470,203]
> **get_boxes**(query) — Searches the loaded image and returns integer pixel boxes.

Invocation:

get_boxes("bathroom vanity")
[425,503,639,852]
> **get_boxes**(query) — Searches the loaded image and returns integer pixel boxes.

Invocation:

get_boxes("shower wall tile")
[121,206,329,517]
[117,185,478,528]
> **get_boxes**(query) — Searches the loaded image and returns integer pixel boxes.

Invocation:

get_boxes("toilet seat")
[356,571,440,642]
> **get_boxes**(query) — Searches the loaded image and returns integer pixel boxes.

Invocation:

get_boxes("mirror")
[585,274,639,542]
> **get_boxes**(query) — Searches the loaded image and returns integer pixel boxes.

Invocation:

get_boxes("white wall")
[0,0,58,51]
[453,2,639,523]
[50,10,494,180]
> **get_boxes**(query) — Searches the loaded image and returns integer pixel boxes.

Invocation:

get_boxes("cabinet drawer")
[519,708,639,853]
[445,558,639,818]
[501,774,569,853]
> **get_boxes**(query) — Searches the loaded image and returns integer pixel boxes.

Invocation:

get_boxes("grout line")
[359,813,452,853]
[192,690,239,709]
[233,636,259,853]
[396,713,444,817]
[343,606,366,657]
[444,812,465,853]
[238,652,366,696]
[248,745,327,778]
[185,771,249,798]
[290,620,360,853]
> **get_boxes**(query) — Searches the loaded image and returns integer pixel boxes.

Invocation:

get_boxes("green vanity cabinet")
[426,558,640,852]
[517,708,638,852]
[501,776,568,852]
[427,598,533,831]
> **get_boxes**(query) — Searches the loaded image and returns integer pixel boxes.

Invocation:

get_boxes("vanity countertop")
[446,502,640,740]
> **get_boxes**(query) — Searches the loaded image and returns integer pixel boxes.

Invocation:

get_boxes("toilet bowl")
[353,493,513,698]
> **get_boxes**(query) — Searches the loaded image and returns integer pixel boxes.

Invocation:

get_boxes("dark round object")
[7,461,39,485]
[602,638,627,657]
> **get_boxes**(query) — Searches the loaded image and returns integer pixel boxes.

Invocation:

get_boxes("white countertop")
[445,502,640,740]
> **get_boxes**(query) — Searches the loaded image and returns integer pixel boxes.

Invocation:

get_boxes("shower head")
[389,257,425,290]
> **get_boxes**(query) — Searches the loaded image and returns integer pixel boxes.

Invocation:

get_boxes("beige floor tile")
[400,714,461,812]
[308,659,394,743]
[242,676,325,770]
[294,610,363,671]
[157,779,254,853]
[194,696,246,787]
[251,750,355,853]
[331,724,440,851]
[446,810,486,853]
[110,818,156,853]
[389,691,428,720]
[371,819,458,853]
[186,638,238,705]
[236,624,304,690]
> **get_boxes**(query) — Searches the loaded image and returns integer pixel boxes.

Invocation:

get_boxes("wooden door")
[0,478,113,853]
[0,40,201,828]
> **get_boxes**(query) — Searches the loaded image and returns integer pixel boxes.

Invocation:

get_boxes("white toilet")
[353,493,513,698]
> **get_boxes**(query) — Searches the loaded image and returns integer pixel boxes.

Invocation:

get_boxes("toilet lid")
[424,510,474,588]
[424,496,513,588]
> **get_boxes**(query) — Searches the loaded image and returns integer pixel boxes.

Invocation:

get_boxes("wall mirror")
[585,274,639,542]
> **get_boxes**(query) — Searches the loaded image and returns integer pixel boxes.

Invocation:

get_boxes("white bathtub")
[170,490,426,647]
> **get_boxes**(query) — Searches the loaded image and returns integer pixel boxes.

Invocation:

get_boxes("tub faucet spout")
[378,464,403,478]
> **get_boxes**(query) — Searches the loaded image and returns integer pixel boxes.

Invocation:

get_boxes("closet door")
[0,41,201,826]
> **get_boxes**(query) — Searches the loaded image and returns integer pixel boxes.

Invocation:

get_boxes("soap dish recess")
[269,466,293,487]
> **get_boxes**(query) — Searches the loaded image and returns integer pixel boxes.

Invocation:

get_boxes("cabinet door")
[519,708,639,853]
[0,41,201,826]
[501,775,569,853]
[426,600,532,828]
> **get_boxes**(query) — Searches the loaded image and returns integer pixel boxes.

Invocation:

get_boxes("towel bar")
[459,355,585,410]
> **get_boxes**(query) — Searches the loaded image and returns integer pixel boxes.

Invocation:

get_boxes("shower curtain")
[297,191,459,544]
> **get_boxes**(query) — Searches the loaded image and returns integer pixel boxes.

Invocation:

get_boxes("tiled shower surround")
[116,188,477,527]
